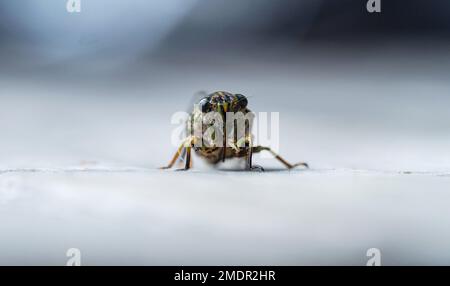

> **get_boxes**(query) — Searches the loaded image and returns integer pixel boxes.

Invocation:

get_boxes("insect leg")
[245,137,264,172]
[252,146,309,169]
[246,144,253,168]
[178,148,187,167]
[161,137,193,170]
[177,146,192,171]
[175,139,194,171]
[160,143,185,169]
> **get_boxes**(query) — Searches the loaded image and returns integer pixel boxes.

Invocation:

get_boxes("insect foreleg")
[176,146,192,171]
[252,146,309,170]
[160,137,193,170]
[176,138,195,171]
[245,137,264,171]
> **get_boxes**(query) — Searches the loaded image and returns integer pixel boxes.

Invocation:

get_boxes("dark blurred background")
[1,0,450,77]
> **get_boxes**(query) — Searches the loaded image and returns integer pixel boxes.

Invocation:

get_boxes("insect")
[161,91,309,171]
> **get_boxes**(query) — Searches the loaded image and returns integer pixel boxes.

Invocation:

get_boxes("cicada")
[161,91,308,171]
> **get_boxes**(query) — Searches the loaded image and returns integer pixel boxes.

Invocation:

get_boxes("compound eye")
[235,94,248,109]
[198,98,211,113]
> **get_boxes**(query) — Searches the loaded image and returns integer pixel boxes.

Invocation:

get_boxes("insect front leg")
[175,145,192,171]
[175,136,197,171]
[160,137,194,170]
[252,146,309,170]
[245,136,264,172]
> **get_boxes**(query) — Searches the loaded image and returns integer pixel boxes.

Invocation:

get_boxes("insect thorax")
[186,108,254,164]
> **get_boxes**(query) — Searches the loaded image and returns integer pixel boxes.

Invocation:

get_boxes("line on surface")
[0,167,449,177]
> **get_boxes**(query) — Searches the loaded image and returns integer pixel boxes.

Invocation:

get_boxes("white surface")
[1,169,450,265]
